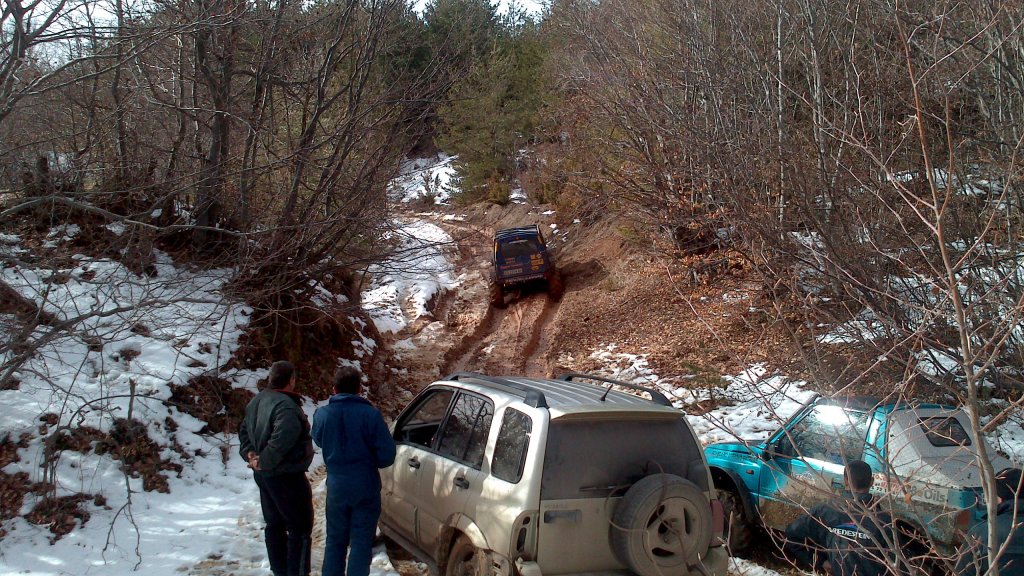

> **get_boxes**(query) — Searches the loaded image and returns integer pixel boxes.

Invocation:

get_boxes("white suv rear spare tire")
[610,473,713,575]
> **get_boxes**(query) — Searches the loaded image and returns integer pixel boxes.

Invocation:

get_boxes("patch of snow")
[730,557,786,575]
[389,153,459,205]
[510,188,528,204]
[46,224,80,240]
[587,344,665,388]
[686,365,815,445]
[105,221,126,236]
[0,251,270,575]
[309,278,350,309]
[541,210,555,216]
[43,224,81,248]
[361,220,460,334]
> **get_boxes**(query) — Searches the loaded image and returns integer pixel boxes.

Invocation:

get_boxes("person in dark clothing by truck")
[826,487,897,575]
[784,460,896,575]
[239,360,315,576]
[957,467,1024,576]
[312,366,396,576]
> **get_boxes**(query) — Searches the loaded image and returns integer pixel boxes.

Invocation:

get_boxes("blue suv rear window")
[500,239,541,259]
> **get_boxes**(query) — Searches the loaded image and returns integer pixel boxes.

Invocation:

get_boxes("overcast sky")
[412,0,546,16]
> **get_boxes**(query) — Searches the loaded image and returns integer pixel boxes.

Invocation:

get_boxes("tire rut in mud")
[521,295,560,377]
[439,298,506,375]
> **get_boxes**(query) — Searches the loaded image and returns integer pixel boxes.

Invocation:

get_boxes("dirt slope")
[374,202,796,418]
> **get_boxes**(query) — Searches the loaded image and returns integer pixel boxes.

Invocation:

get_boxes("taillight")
[711,498,724,536]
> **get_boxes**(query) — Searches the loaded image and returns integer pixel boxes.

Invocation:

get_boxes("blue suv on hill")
[704,395,1010,561]
[490,225,563,307]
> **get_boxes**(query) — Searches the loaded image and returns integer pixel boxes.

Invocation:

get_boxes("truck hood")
[705,441,761,458]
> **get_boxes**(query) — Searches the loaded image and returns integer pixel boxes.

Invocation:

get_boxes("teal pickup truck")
[704,395,1011,560]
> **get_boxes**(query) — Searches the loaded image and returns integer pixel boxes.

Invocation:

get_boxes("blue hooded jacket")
[311,394,396,500]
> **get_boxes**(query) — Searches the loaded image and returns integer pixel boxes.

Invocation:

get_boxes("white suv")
[379,372,728,576]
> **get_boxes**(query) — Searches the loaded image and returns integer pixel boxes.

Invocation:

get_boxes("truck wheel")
[717,487,752,553]
[547,269,564,300]
[445,536,492,576]
[489,281,505,308]
[610,473,713,576]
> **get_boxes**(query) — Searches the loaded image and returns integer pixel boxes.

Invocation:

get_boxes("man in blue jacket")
[239,360,315,576]
[312,366,397,576]
[957,467,1024,575]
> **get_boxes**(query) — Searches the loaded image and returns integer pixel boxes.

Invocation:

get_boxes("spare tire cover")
[610,473,713,576]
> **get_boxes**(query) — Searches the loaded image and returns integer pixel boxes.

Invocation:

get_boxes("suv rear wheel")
[610,474,713,576]
[445,536,492,576]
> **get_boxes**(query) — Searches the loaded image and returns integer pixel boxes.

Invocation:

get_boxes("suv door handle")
[407,457,421,469]
[453,476,470,489]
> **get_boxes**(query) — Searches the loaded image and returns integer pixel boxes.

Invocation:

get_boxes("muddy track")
[522,294,560,377]
[440,299,506,375]
[412,210,566,381]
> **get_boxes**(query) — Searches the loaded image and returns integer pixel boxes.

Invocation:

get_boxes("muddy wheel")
[610,473,713,576]
[489,281,505,308]
[896,522,942,576]
[716,487,752,553]
[444,536,492,576]
[547,268,564,300]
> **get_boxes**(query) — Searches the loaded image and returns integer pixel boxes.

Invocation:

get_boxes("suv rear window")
[499,239,541,259]
[540,417,703,499]
[919,416,971,447]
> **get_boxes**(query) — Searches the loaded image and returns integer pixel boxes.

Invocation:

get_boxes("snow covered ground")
[360,220,461,335]
[388,153,459,205]
[0,230,394,575]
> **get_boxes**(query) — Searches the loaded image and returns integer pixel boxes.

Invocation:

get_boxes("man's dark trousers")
[255,471,314,576]
[322,484,381,576]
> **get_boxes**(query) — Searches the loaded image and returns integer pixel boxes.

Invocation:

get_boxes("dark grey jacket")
[957,500,1024,576]
[238,389,314,475]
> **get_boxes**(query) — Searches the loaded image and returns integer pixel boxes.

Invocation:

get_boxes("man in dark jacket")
[826,489,897,575]
[239,360,315,576]
[784,459,896,575]
[957,467,1024,576]
[312,366,396,576]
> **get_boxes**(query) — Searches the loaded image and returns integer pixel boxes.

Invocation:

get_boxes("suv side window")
[491,408,532,483]
[394,388,455,448]
[437,392,494,468]
[779,405,869,464]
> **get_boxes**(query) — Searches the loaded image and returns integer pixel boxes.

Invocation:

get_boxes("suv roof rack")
[494,225,540,240]
[556,373,673,407]
[443,372,549,408]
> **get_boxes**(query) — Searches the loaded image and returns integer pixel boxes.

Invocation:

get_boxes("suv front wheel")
[715,487,752,553]
[610,474,713,576]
